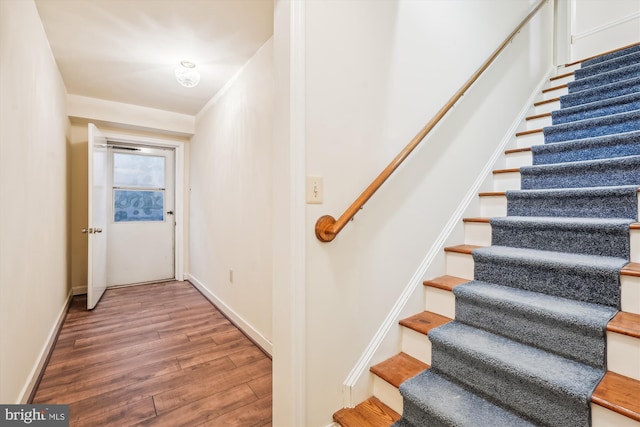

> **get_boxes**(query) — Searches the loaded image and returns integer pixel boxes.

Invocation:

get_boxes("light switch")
[306,176,323,204]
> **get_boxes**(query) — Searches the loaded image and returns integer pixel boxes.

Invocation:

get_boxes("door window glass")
[114,190,164,222]
[112,153,165,222]
[113,153,164,188]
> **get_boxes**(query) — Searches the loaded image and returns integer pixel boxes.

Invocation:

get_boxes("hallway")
[32,281,272,426]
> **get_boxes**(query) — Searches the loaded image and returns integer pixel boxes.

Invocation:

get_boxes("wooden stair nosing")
[622,262,640,277]
[592,371,640,422]
[333,396,401,427]
[479,191,507,197]
[526,112,552,121]
[534,97,560,107]
[443,244,481,255]
[493,167,520,175]
[423,275,469,292]
[608,311,640,339]
[462,217,490,224]
[542,83,569,93]
[550,71,574,81]
[399,311,452,336]
[516,128,543,137]
[505,146,532,155]
[370,352,429,388]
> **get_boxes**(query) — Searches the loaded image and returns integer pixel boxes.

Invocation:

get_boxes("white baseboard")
[185,274,273,356]
[19,288,73,403]
[73,285,87,295]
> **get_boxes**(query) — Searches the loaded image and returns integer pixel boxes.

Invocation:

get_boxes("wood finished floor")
[32,281,272,427]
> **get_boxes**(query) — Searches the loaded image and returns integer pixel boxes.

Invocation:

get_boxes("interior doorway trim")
[103,131,186,282]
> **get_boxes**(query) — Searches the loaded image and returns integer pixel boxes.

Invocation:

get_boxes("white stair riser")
[543,86,569,100]
[534,100,561,115]
[463,222,491,246]
[493,171,521,192]
[505,151,532,168]
[445,252,474,280]
[549,74,575,86]
[446,251,640,316]
[425,287,456,319]
[608,331,640,381]
[479,195,507,217]
[464,222,640,263]
[516,132,544,148]
[526,115,553,130]
[591,404,640,427]
[372,375,404,414]
[622,275,640,314]
[401,327,432,365]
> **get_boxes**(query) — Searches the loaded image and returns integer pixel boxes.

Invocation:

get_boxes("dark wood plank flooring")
[32,280,272,427]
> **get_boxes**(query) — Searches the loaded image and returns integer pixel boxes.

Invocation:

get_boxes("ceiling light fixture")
[175,60,200,88]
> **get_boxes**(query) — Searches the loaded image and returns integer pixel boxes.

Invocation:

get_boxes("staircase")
[334,44,640,427]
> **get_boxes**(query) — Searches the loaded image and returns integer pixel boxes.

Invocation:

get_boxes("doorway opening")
[86,123,187,309]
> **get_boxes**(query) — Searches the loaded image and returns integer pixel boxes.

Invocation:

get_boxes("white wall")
[569,0,640,60]
[0,0,70,403]
[188,39,274,352]
[300,0,552,425]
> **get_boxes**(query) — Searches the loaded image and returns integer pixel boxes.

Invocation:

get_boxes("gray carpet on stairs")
[506,185,639,219]
[490,216,633,258]
[551,92,640,125]
[453,280,617,368]
[532,130,640,165]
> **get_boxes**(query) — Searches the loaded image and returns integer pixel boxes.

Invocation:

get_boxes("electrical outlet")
[306,176,323,204]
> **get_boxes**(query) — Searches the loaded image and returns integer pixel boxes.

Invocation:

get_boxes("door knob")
[95,228,103,233]
[81,228,93,234]
[166,211,174,215]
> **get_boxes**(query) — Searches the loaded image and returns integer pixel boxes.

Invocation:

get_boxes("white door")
[106,145,175,286]
[86,124,108,309]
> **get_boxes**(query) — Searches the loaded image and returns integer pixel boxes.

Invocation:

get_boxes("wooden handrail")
[315,0,548,242]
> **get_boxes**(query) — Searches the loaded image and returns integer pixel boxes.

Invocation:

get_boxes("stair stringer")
[339,66,556,410]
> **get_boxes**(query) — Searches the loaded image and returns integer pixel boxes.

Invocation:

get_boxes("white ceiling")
[35,0,274,116]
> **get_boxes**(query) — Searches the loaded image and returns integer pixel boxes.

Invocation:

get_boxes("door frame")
[103,131,186,282]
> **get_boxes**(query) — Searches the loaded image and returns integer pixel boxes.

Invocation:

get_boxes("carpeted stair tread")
[473,245,628,307]
[551,92,640,126]
[489,216,634,258]
[575,50,640,80]
[396,369,535,427]
[560,75,640,108]
[370,353,429,388]
[542,109,640,143]
[429,322,605,427]
[423,275,469,291]
[506,185,639,219]
[592,371,640,422]
[334,396,401,427]
[453,280,616,367]
[569,62,640,93]
[608,311,640,338]
[532,129,640,165]
[581,43,640,67]
[520,154,640,190]
[399,311,451,336]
